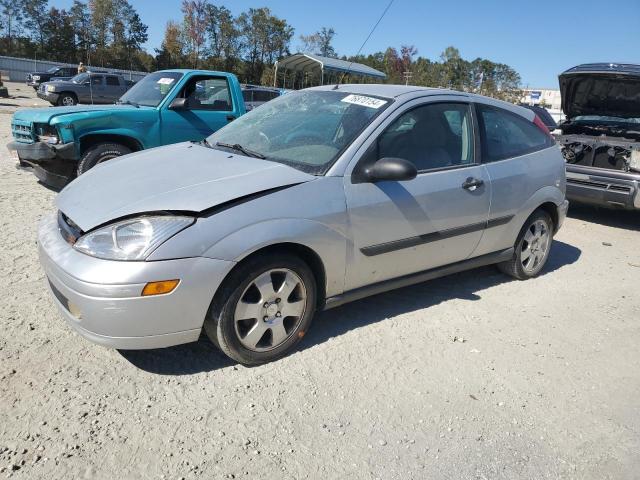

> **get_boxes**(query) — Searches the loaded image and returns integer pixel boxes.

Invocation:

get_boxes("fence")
[0,55,148,82]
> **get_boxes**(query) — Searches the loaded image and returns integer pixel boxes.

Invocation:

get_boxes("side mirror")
[169,97,187,110]
[365,157,417,182]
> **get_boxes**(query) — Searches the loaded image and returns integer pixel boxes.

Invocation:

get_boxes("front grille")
[11,120,35,144]
[57,211,83,245]
[567,178,633,195]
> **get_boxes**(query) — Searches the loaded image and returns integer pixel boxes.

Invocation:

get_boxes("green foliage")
[0,1,523,99]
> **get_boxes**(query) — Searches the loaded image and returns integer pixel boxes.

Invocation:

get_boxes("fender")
[202,218,348,298]
[474,185,565,257]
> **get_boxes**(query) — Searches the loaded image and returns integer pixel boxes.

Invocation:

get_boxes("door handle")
[226,115,236,122]
[462,177,484,191]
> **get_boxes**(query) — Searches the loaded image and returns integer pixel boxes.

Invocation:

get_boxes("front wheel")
[204,254,317,365]
[57,93,77,106]
[77,142,131,175]
[498,210,554,280]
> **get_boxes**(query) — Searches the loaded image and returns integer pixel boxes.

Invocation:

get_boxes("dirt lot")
[1,81,639,479]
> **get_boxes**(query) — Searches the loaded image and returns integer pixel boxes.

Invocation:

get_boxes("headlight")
[47,85,56,92]
[74,216,195,261]
[32,75,40,80]
[35,124,59,144]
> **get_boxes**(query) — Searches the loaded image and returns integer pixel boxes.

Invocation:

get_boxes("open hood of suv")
[57,142,315,231]
[559,64,640,119]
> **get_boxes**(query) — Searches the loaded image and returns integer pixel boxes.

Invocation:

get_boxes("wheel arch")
[79,133,144,156]
[217,242,328,309]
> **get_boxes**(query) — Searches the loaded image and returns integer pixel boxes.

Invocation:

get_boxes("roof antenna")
[333,0,395,90]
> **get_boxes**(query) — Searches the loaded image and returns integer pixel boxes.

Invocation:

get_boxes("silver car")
[38,84,569,365]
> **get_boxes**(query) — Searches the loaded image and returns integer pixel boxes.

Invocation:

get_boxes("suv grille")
[11,120,35,143]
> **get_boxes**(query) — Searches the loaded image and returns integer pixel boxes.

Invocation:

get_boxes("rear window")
[106,76,119,86]
[477,104,552,162]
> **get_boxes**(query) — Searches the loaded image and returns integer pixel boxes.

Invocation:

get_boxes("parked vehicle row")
[37,72,135,106]
[37,85,568,364]
[26,66,78,89]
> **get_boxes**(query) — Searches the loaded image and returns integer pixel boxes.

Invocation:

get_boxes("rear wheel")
[498,210,553,280]
[77,142,131,175]
[204,254,317,365]
[57,93,77,106]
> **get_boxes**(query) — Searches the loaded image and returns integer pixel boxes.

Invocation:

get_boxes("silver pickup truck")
[37,72,135,106]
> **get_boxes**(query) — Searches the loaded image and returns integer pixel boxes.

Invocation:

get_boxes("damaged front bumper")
[566,164,640,210]
[7,140,78,189]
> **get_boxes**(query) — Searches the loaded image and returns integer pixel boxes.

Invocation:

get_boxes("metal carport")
[273,53,386,89]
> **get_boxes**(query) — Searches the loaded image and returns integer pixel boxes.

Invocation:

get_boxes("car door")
[103,75,124,102]
[86,74,106,104]
[344,98,491,290]
[160,75,242,145]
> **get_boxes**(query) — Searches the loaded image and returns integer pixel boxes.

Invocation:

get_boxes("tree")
[46,7,75,62]
[181,0,207,68]
[70,0,93,63]
[204,4,240,71]
[0,0,24,55]
[299,27,336,57]
[155,20,185,69]
[22,0,49,54]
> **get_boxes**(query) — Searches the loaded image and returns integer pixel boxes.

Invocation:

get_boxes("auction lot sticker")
[341,94,387,109]
[157,78,175,85]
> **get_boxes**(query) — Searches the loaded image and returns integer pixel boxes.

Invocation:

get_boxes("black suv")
[26,66,78,89]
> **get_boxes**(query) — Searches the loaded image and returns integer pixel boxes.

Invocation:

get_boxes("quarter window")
[477,104,552,162]
[376,102,475,172]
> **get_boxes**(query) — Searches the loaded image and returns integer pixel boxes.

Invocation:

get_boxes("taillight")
[533,114,553,139]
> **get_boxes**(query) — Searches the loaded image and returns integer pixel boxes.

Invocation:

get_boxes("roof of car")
[307,83,536,120]
[561,63,640,76]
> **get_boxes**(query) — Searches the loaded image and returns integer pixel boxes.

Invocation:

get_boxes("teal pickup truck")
[8,70,246,188]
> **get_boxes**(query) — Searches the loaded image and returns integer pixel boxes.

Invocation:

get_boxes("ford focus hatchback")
[38,85,568,365]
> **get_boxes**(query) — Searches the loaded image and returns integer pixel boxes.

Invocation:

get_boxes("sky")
[55,0,640,88]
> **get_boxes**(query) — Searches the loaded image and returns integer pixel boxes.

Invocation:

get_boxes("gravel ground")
[1,81,639,479]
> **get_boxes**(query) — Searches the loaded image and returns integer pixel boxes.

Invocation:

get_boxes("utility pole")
[402,71,412,86]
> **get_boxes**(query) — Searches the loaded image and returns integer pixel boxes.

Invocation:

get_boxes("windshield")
[118,71,183,107]
[70,73,89,84]
[47,67,59,73]
[207,90,391,174]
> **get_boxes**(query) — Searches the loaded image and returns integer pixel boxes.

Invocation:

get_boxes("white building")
[521,88,564,122]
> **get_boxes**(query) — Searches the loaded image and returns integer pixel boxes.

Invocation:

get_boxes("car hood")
[57,142,315,231]
[559,70,640,119]
[13,104,144,124]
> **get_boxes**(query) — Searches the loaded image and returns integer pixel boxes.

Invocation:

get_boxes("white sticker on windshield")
[157,78,175,85]
[341,94,387,109]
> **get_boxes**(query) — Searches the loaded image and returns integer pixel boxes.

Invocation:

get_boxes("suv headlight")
[74,216,195,261]
[32,75,40,80]
[35,124,59,144]
[47,84,56,92]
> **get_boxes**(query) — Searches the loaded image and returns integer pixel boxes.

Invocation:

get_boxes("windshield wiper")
[117,99,139,108]
[215,141,266,159]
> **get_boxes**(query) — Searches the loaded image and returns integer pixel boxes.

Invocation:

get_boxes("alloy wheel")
[233,269,307,352]
[520,219,550,273]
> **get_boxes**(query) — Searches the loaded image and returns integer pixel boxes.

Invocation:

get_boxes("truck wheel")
[57,93,77,106]
[498,209,554,280]
[77,143,131,175]
[204,254,317,365]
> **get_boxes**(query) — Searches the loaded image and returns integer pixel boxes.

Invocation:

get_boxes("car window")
[90,76,103,86]
[185,77,233,111]
[119,71,183,107]
[377,102,474,171]
[242,90,253,102]
[478,104,551,162]
[253,90,276,102]
[53,69,65,77]
[106,76,119,86]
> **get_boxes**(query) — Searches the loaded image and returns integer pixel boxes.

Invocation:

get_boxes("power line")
[335,0,395,87]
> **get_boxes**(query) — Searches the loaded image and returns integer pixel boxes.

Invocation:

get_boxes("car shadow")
[568,204,640,231]
[119,240,581,375]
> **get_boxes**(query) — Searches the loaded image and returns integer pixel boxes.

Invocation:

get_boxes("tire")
[56,93,77,106]
[498,209,554,280]
[77,143,132,175]
[204,254,317,365]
